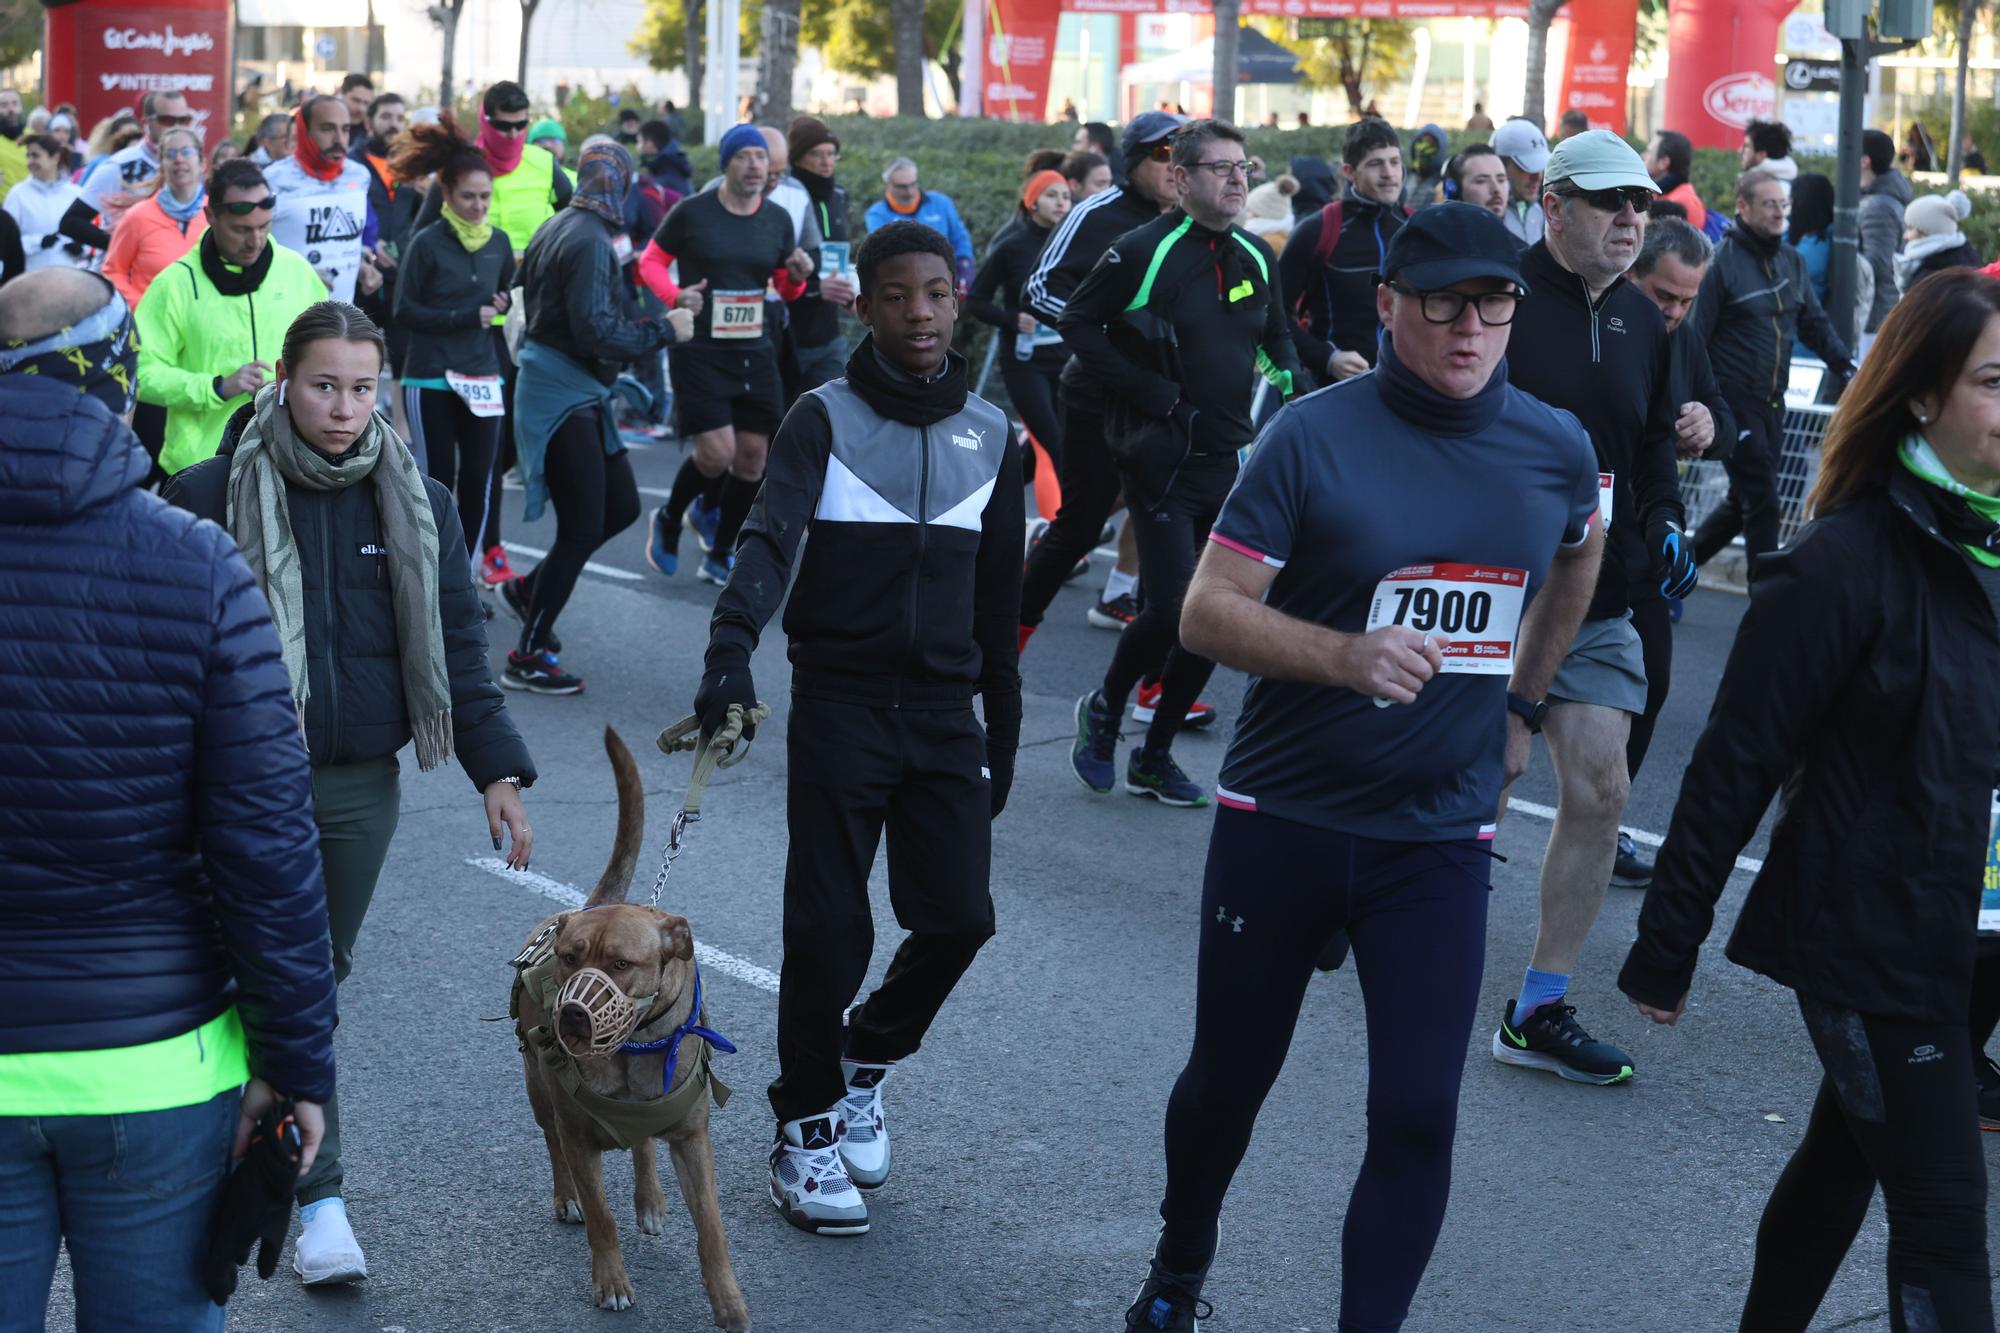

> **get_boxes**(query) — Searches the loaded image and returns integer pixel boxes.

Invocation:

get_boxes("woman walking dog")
[165,299,537,1287]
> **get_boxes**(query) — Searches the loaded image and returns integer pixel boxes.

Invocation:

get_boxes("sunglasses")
[152,113,195,127]
[1147,141,1174,163]
[489,117,530,134]
[1556,184,1655,215]
[217,196,278,215]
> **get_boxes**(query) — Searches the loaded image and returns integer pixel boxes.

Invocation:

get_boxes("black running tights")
[1625,592,1673,782]
[407,386,501,566]
[1020,397,1121,628]
[1159,807,1492,1333]
[1738,996,1991,1333]
[999,347,1065,474]
[1102,459,1233,756]
[518,413,639,654]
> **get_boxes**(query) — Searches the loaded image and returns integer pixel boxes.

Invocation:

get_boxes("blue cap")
[718,123,766,173]
[1380,203,1530,293]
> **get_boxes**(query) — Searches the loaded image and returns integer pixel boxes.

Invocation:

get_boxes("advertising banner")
[1555,0,1638,134]
[1663,0,1796,148]
[43,0,234,145]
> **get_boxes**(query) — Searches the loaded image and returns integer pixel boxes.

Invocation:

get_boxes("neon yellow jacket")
[135,239,325,474]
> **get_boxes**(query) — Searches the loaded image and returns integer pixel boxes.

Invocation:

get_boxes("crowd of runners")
[3,80,2000,1333]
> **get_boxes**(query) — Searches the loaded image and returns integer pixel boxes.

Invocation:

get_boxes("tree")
[427,0,469,110]
[799,0,965,108]
[518,0,545,86]
[631,0,759,73]
[687,0,705,114]
[758,0,801,125]
[1213,8,1242,124]
[1259,18,1416,119]
[1946,0,1982,181]
[1523,0,1568,129]
[890,0,927,115]
[0,0,38,73]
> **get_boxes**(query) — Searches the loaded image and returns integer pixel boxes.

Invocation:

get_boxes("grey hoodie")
[1858,166,1914,332]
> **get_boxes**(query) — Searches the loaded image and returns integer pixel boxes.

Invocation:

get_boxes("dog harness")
[510,928,734,1150]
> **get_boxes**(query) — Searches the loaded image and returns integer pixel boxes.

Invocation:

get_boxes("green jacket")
[135,240,325,474]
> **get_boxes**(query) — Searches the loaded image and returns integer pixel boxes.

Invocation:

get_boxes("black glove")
[38,232,57,249]
[202,1099,302,1304]
[694,651,758,742]
[987,747,1015,820]
[1648,516,1698,600]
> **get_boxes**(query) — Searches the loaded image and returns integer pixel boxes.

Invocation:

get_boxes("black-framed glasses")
[1554,184,1655,215]
[1190,159,1253,179]
[217,196,278,215]
[489,116,530,134]
[1386,281,1521,326]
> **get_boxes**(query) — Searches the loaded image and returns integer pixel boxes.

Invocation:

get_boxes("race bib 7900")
[1365,563,1529,676]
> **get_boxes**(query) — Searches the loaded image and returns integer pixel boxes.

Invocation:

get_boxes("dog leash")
[648,702,771,908]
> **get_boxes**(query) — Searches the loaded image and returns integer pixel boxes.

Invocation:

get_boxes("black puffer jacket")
[1620,467,2000,1023]
[163,405,536,789]
[518,206,672,384]
[0,378,336,1100]
[1692,223,1851,407]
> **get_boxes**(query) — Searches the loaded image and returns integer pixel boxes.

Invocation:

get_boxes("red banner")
[1555,0,1637,135]
[1662,0,1794,149]
[985,0,1067,122]
[44,0,235,145]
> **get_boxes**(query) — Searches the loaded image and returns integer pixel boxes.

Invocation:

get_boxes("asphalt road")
[41,434,2000,1333]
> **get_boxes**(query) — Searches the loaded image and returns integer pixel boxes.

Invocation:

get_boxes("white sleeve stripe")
[1023,186,1121,322]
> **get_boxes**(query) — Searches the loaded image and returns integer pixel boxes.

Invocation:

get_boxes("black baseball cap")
[1379,202,1530,293]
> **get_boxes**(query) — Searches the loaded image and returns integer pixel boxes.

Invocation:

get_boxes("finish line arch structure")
[963,0,1643,133]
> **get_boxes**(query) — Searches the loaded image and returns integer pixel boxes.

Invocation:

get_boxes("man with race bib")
[265,97,377,305]
[1490,131,1695,1088]
[1121,203,1603,1333]
[639,124,813,587]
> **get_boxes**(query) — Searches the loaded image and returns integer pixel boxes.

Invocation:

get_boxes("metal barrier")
[1678,401,1836,548]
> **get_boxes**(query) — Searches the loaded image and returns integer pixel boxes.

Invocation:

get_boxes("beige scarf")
[226,384,454,771]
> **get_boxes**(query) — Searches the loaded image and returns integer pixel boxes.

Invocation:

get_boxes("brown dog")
[513,728,749,1330]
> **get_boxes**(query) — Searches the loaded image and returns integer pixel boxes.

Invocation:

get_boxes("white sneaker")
[292,1197,368,1284]
[836,1058,894,1191]
[768,1113,870,1237]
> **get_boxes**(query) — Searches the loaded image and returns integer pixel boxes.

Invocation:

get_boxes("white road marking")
[500,542,643,582]
[466,856,782,993]
[1504,798,1765,875]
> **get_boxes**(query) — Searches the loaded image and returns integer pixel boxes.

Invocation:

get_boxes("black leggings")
[1694,395,1784,583]
[999,346,1065,475]
[483,328,518,554]
[1020,396,1121,628]
[1159,807,1492,1333]
[517,412,639,654]
[1102,458,1234,754]
[1739,996,1991,1333]
[1625,592,1672,782]
[405,386,501,566]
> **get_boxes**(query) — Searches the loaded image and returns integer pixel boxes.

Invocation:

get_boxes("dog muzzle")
[555,969,659,1057]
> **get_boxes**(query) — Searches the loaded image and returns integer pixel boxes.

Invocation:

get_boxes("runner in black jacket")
[1016,110,1184,642]
[1063,120,1304,808]
[968,168,1071,475]
[1278,117,1409,381]
[694,222,1023,1239]
[1489,133,1693,1090]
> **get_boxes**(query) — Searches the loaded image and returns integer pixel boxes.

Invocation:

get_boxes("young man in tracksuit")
[1017,110,1185,643]
[694,220,1023,1237]
[1064,118,1305,808]
[1278,116,1410,384]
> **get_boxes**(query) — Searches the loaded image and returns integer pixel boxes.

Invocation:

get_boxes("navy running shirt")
[1209,360,1598,842]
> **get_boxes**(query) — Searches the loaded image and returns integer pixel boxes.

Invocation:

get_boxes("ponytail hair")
[387,112,491,192]
[281,301,389,374]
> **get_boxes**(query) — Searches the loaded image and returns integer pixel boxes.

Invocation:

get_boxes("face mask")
[0,115,21,139]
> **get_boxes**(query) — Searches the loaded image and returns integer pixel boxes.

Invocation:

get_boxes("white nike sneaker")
[768,1112,870,1237]
[292,1197,368,1284]
[836,1058,895,1191]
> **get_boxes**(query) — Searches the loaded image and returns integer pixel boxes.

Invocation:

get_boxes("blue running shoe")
[685,498,722,554]
[697,553,733,587]
[646,506,679,576]
[1070,691,1119,794]
[1124,747,1210,807]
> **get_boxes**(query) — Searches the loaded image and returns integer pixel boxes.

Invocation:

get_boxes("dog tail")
[584,726,646,907]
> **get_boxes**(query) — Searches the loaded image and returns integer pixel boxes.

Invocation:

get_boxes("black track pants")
[1625,592,1673,782]
[1158,806,1492,1333]
[1739,996,1991,1333]
[1020,397,1121,628]
[517,413,638,653]
[769,695,996,1124]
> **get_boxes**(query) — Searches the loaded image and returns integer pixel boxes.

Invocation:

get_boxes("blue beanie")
[719,123,766,173]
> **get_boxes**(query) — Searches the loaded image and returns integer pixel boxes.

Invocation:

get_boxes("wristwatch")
[1506,693,1551,734]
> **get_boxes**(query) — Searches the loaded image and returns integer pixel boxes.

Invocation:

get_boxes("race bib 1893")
[1364,563,1529,676]
[445,371,505,418]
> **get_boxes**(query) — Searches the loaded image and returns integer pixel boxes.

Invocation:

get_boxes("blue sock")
[1514,968,1569,1025]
